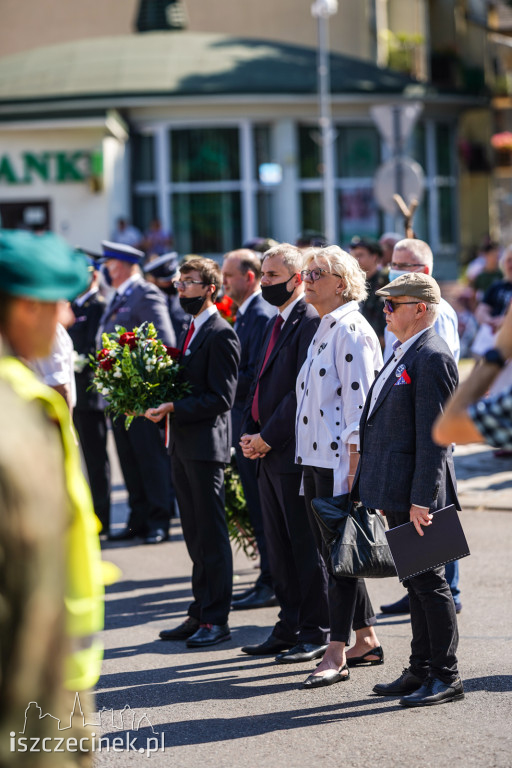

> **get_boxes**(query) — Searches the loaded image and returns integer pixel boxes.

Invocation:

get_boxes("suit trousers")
[171,453,233,625]
[302,466,377,644]
[257,460,329,645]
[112,417,173,535]
[386,510,459,683]
[73,409,111,528]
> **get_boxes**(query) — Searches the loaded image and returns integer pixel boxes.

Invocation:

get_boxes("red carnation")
[166,346,181,360]
[97,348,110,360]
[99,357,114,371]
[119,331,137,349]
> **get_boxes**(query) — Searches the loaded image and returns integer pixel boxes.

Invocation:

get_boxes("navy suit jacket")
[231,293,276,444]
[352,326,460,519]
[69,292,105,410]
[170,312,241,464]
[100,277,176,347]
[242,297,319,474]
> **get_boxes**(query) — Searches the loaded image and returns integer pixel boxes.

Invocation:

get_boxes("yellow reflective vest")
[0,355,104,690]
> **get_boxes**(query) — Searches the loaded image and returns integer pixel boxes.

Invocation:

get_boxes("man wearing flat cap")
[98,241,176,544]
[352,273,464,707]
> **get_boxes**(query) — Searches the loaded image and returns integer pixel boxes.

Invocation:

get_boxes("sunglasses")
[300,267,342,282]
[384,299,422,313]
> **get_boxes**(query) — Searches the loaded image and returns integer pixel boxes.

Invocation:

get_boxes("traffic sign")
[373,156,425,215]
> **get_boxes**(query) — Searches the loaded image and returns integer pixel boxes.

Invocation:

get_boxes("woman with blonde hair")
[296,245,384,688]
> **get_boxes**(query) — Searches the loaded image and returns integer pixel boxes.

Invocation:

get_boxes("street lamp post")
[311,0,338,245]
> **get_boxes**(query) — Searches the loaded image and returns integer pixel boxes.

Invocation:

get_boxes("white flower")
[101,387,110,395]
[113,369,122,378]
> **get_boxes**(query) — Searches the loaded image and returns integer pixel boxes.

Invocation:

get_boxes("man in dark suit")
[98,241,176,544]
[145,257,241,648]
[143,251,190,341]
[68,262,111,532]
[222,249,277,610]
[239,244,329,663]
[352,272,464,707]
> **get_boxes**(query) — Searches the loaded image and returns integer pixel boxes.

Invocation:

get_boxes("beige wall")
[0,0,374,60]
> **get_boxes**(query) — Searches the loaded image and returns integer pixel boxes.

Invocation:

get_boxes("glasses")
[174,280,207,290]
[384,299,423,313]
[390,262,425,271]
[300,268,342,282]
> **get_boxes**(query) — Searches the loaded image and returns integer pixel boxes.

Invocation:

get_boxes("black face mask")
[261,277,295,307]
[179,294,207,316]
[160,282,176,296]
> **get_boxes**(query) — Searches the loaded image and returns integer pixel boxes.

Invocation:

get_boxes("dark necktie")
[182,320,196,354]
[251,314,284,424]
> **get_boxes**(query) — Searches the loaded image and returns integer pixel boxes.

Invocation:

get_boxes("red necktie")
[182,320,195,354]
[251,314,284,423]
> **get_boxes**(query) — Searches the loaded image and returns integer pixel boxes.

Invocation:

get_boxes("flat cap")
[101,240,144,264]
[376,272,441,303]
[0,229,90,301]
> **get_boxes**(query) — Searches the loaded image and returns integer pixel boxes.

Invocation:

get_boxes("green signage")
[0,151,102,185]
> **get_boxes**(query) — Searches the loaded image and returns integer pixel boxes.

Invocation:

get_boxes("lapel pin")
[395,364,406,377]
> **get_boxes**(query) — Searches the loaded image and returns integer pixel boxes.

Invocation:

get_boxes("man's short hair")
[349,236,382,259]
[180,257,222,299]
[393,238,434,273]
[223,249,262,280]
[263,243,305,275]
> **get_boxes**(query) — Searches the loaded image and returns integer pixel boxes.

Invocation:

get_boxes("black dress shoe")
[399,676,464,707]
[159,617,200,641]
[232,586,257,602]
[346,646,384,667]
[186,623,231,648]
[380,594,410,614]
[241,634,293,656]
[108,526,145,542]
[144,529,169,544]
[373,668,425,696]
[231,585,278,610]
[301,664,350,689]
[275,643,329,664]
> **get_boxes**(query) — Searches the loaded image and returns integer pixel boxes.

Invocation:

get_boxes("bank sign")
[0,150,102,185]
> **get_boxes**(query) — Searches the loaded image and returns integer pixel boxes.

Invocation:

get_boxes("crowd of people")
[2,221,512,761]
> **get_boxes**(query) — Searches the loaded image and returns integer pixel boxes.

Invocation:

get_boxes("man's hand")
[240,433,271,460]
[410,504,433,536]
[145,402,174,423]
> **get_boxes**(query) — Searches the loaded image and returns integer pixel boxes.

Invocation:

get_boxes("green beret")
[0,229,90,301]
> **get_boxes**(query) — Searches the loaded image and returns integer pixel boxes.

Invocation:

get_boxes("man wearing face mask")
[98,241,176,544]
[145,258,241,648]
[239,244,330,663]
[143,251,190,340]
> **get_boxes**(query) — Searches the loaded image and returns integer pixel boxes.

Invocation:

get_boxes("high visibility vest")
[0,356,104,691]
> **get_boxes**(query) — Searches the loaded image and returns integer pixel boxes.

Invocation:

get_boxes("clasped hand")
[240,433,271,459]
[144,402,174,423]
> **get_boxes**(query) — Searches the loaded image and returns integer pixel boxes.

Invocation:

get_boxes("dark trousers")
[112,417,173,535]
[171,453,233,625]
[73,409,111,528]
[303,466,376,644]
[257,460,329,645]
[386,510,459,683]
[234,443,273,589]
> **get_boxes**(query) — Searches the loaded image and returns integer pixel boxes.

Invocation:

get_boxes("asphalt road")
[91,440,512,768]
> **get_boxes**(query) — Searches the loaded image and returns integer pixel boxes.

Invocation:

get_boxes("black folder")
[385,505,470,581]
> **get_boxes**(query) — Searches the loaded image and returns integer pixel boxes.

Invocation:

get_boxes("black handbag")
[311,493,396,579]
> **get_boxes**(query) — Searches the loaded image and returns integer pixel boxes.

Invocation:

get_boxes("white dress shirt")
[185,304,218,350]
[295,301,383,495]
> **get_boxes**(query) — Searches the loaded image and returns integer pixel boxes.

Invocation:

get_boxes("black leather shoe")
[347,646,384,667]
[186,623,231,648]
[399,676,464,707]
[144,529,169,544]
[232,586,257,602]
[455,601,462,614]
[373,668,425,696]
[275,643,329,664]
[380,594,410,614]
[231,585,278,610]
[241,634,293,656]
[159,617,200,641]
[108,526,145,542]
[301,664,350,689]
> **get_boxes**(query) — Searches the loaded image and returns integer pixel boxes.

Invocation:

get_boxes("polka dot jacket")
[295,301,383,495]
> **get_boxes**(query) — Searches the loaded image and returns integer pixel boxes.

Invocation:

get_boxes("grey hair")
[394,238,434,273]
[424,301,440,324]
[263,243,305,275]
[305,245,368,302]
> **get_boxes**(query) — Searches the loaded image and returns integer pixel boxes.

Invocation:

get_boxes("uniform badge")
[395,364,406,378]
